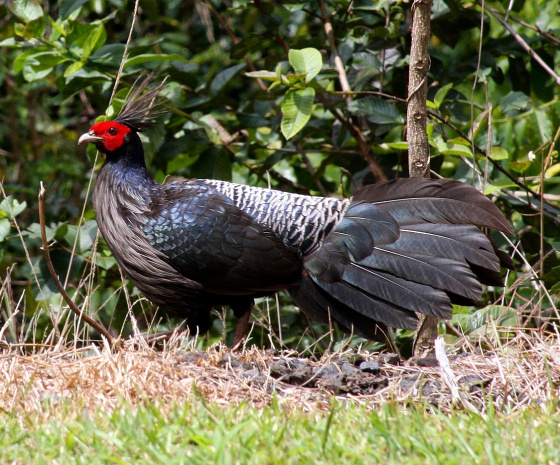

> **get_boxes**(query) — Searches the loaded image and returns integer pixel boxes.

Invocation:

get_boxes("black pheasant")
[79,79,514,345]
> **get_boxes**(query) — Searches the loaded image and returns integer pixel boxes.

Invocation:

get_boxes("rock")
[359,360,380,373]
[269,360,292,379]
[316,372,344,392]
[242,369,260,380]
[412,356,439,367]
[340,362,358,374]
[401,375,418,391]
[315,363,340,378]
[180,351,207,364]
[219,354,252,370]
[340,372,388,395]
[378,353,400,365]
[289,366,315,386]
[460,375,491,393]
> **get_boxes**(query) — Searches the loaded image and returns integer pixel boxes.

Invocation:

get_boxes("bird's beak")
[78,130,103,145]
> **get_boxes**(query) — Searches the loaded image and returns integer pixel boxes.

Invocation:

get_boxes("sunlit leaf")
[288,48,322,83]
[434,82,453,108]
[280,87,315,139]
[489,147,509,160]
[9,0,43,22]
[124,53,190,68]
[0,219,10,242]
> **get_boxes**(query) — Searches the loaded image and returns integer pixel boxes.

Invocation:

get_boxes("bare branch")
[479,1,560,86]
[319,0,351,98]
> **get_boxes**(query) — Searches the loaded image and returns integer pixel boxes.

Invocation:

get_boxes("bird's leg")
[231,299,254,349]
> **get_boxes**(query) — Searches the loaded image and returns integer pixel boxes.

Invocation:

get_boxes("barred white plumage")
[202,179,350,256]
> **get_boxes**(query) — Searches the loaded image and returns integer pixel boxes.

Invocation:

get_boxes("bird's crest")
[115,74,168,132]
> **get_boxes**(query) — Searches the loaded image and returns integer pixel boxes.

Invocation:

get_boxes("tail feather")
[352,178,514,235]
[392,224,501,271]
[289,276,397,341]
[358,249,483,301]
[292,178,513,339]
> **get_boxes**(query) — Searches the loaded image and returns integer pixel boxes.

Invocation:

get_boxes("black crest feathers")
[115,74,168,132]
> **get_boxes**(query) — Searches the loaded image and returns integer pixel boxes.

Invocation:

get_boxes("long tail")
[289,178,514,341]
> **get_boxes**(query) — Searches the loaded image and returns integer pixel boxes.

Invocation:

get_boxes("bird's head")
[78,75,167,157]
[78,121,133,155]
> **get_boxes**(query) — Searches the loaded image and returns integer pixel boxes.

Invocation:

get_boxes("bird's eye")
[109,127,117,135]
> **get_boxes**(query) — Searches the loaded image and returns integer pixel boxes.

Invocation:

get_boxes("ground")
[2,331,559,415]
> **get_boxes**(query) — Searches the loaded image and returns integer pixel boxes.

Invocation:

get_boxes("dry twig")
[37,183,120,349]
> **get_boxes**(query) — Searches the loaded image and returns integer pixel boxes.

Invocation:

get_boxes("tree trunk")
[406,0,438,356]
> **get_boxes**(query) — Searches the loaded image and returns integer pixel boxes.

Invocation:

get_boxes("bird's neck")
[97,136,159,199]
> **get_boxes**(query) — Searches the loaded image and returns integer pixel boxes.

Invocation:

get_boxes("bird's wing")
[140,181,302,295]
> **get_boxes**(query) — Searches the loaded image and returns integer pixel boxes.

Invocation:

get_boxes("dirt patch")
[1,333,559,416]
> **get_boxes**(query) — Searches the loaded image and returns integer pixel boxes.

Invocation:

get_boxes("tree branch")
[407,0,432,178]
[479,1,560,86]
[407,0,439,356]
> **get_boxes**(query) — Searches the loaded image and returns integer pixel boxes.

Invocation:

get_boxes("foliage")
[2,397,560,464]
[1,0,559,349]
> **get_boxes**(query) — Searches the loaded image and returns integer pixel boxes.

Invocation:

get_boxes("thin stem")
[319,0,351,98]
[38,183,120,349]
[479,1,560,86]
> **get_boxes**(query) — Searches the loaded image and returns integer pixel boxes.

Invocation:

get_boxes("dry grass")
[2,330,559,419]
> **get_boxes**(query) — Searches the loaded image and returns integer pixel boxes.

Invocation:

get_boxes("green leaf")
[386,141,408,150]
[90,44,126,66]
[63,60,84,77]
[244,71,278,82]
[95,255,117,270]
[464,305,517,336]
[64,220,98,254]
[489,147,509,161]
[0,38,18,47]
[67,22,107,60]
[483,179,518,195]
[469,108,489,140]
[499,91,530,115]
[9,0,43,23]
[347,97,403,124]
[509,160,531,174]
[351,51,381,69]
[0,219,10,242]
[210,63,246,95]
[13,48,42,72]
[284,73,307,85]
[447,137,470,146]
[545,163,560,178]
[124,53,190,68]
[60,0,89,20]
[190,147,233,181]
[434,82,453,108]
[22,51,69,81]
[0,197,27,220]
[14,16,45,40]
[81,23,105,59]
[440,143,473,157]
[280,87,315,140]
[288,48,323,83]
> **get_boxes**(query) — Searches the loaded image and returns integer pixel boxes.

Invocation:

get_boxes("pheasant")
[78,78,513,346]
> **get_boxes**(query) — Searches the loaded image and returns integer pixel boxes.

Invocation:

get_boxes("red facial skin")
[89,121,131,152]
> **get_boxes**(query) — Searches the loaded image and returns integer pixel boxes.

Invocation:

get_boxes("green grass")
[2,398,559,464]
